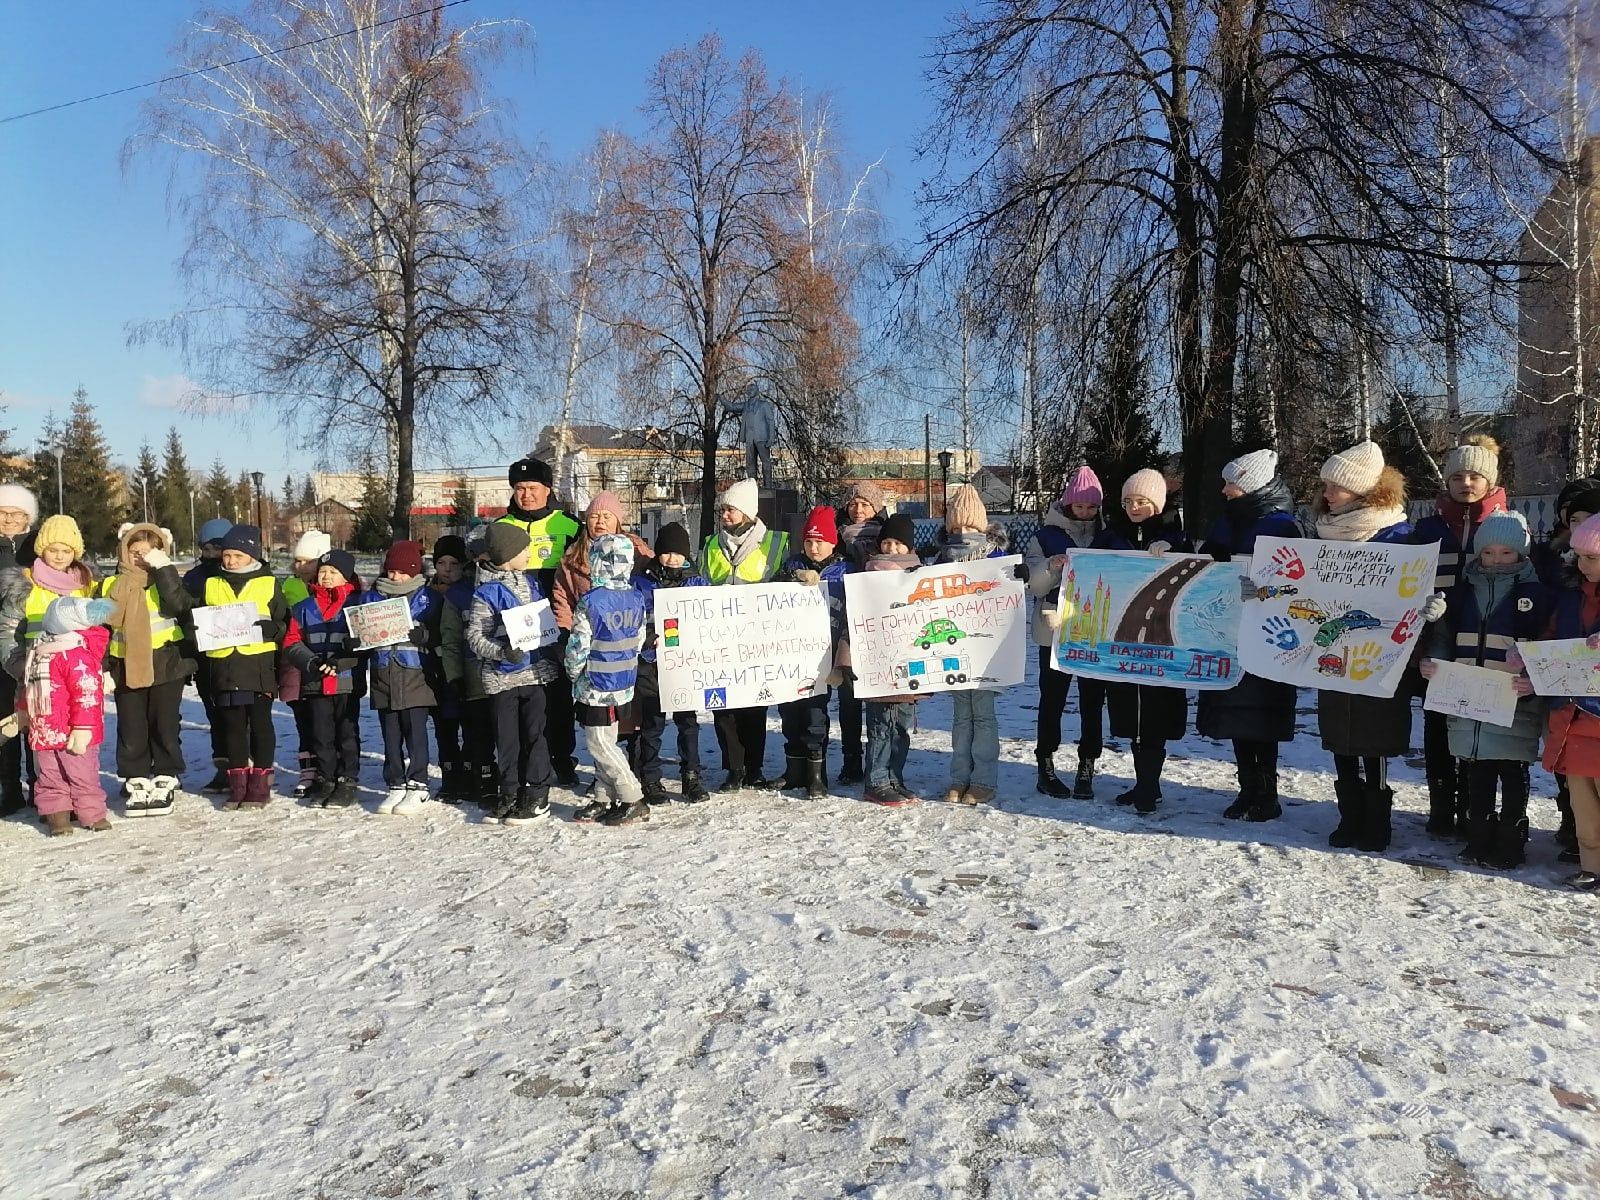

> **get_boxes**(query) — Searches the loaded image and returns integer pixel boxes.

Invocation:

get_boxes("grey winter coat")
[464,564,560,695]
[1023,504,1101,646]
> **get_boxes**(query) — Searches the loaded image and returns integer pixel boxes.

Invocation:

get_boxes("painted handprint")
[1262,615,1300,651]
[1398,556,1430,599]
[1347,640,1383,682]
[1270,546,1306,580]
[1390,608,1420,645]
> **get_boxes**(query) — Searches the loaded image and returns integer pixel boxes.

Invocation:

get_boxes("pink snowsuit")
[20,626,110,824]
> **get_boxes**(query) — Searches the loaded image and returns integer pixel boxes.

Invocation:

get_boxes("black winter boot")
[0,778,24,818]
[1328,780,1361,848]
[781,754,808,794]
[680,771,710,803]
[805,754,827,799]
[1036,754,1071,798]
[1356,785,1393,853]
[838,752,864,785]
[1131,742,1165,815]
[1072,755,1096,799]
[1245,763,1281,822]
[1222,760,1254,820]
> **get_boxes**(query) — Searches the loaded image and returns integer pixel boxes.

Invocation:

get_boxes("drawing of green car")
[914,618,967,650]
[1313,608,1382,648]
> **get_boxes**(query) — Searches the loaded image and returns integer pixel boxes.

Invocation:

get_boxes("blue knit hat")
[1476,510,1529,556]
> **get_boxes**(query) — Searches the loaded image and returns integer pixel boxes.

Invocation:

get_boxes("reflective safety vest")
[701,530,788,585]
[203,574,278,657]
[578,587,646,694]
[96,578,182,658]
[20,576,91,643]
[497,510,580,571]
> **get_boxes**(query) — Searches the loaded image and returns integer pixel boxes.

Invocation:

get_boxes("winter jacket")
[551,530,652,629]
[152,562,288,696]
[1196,478,1299,744]
[0,561,95,675]
[0,529,36,574]
[182,555,222,600]
[283,583,364,698]
[838,509,885,570]
[1091,510,1192,743]
[1542,580,1600,777]
[437,575,485,703]
[19,625,110,751]
[495,501,581,589]
[777,549,851,655]
[634,557,697,666]
[565,538,647,707]
[1412,488,1509,591]
[1024,504,1101,646]
[357,582,442,711]
[95,571,196,690]
[1091,509,1191,554]
[464,564,560,694]
[1424,558,1553,763]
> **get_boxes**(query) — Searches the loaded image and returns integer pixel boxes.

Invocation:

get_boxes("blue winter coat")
[356,584,442,711]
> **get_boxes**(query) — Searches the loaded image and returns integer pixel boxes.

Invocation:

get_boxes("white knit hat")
[1222,449,1278,496]
[293,528,332,561]
[1319,441,1385,495]
[719,478,760,521]
[1442,434,1500,488]
[0,483,38,525]
[1121,469,1168,511]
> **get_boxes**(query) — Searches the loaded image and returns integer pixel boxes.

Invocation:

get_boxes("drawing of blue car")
[1313,608,1382,648]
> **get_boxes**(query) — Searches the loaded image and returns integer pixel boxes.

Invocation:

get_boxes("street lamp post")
[250,471,265,556]
[50,445,63,515]
[937,447,955,518]
[189,488,197,554]
[139,472,149,524]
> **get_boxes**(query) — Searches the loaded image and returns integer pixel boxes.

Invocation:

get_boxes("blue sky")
[0,0,950,479]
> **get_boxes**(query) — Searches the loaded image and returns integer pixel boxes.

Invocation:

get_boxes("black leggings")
[1233,739,1278,774]
[1333,754,1386,789]
[217,695,275,769]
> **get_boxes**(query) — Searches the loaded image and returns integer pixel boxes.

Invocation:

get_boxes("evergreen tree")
[202,458,234,524]
[351,459,392,552]
[451,482,475,530]
[298,475,318,508]
[132,442,162,526]
[282,473,295,508]
[233,470,257,530]
[158,426,195,550]
[30,388,127,553]
[1080,287,1163,498]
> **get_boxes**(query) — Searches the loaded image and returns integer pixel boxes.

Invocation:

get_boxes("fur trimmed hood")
[1312,464,1407,516]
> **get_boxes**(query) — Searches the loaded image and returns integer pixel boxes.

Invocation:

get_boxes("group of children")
[7,438,1600,891]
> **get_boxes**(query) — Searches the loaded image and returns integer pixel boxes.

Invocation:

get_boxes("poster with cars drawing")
[1238,536,1438,698]
[1050,551,1242,690]
[654,583,834,712]
[844,557,1026,700]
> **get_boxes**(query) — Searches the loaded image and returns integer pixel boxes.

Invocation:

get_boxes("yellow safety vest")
[202,574,278,658]
[496,510,580,571]
[96,577,182,658]
[20,575,92,643]
[701,530,788,585]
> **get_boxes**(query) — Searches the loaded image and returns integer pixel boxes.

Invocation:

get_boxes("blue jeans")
[865,701,910,788]
[951,689,999,790]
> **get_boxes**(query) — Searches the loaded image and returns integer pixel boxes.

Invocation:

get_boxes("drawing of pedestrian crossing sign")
[704,687,727,709]
[757,685,773,702]
[664,617,681,647]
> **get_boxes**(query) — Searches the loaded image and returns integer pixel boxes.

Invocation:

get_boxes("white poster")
[192,602,263,652]
[1518,638,1600,698]
[843,556,1026,700]
[503,599,560,652]
[1423,660,1519,728]
[344,596,412,649]
[1239,536,1438,698]
[655,583,833,712]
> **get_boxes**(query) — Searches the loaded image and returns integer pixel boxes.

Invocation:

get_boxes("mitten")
[408,624,430,646]
[1013,563,1030,582]
[1148,541,1171,556]
[66,727,91,756]
[793,569,821,586]
[1420,592,1448,623]
[1043,608,1063,631]
[141,548,172,570]
[825,668,844,688]
[503,645,528,667]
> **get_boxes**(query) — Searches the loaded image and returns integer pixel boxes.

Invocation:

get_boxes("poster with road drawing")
[192,602,263,652]
[655,583,833,712]
[1050,551,1241,690]
[844,557,1026,700]
[1517,638,1600,698]
[1239,536,1438,698]
[1423,660,1519,728]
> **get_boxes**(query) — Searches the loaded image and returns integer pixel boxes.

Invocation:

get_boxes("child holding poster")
[1537,513,1600,891]
[630,522,709,804]
[775,506,850,799]
[862,513,923,807]
[1308,442,1422,853]
[283,549,364,807]
[937,486,1008,805]
[282,529,328,799]
[361,541,442,816]
[1090,469,1191,813]
[1420,512,1551,870]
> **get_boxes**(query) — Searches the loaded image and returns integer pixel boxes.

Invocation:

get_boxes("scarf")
[374,575,426,599]
[839,518,881,566]
[108,543,157,690]
[1315,500,1407,543]
[718,517,767,569]
[23,631,82,718]
[31,559,87,596]
[866,551,921,572]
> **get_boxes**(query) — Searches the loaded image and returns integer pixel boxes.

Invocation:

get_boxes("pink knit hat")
[588,490,625,523]
[1061,465,1103,507]
[1571,513,1600,555]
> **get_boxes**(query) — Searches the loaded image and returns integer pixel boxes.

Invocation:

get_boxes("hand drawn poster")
[191,602,263,652]
[655,583,833,712]
[1423,660,1518,728]
[1518,638,1600,698]
[844,557,1026,700]
[344,596,412,649]
[1049,551,1240,689]
[502,599,559,652]
[1239,536,1438,698]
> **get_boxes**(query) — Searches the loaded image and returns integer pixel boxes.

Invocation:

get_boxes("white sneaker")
[392,782,430,816]
[146,775,179,816]
[124,777,154,817]
[378,786,409,815]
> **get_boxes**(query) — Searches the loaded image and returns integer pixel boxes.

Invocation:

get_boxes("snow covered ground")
[4,656,1600,1199]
